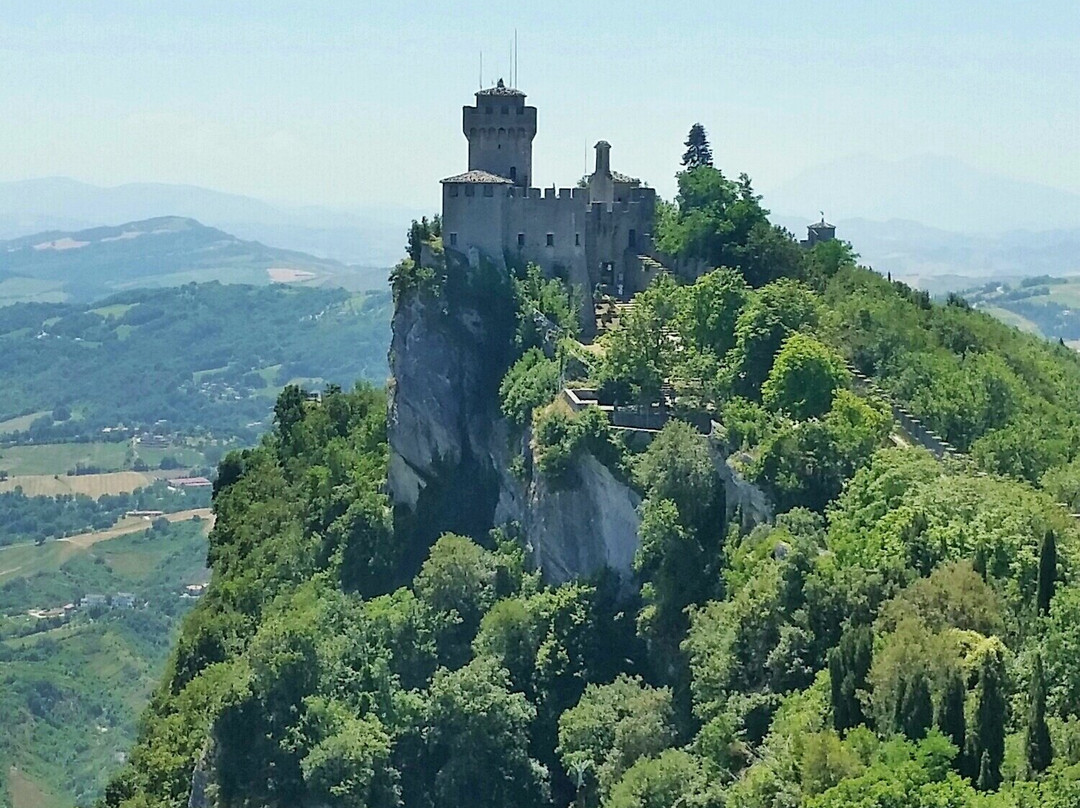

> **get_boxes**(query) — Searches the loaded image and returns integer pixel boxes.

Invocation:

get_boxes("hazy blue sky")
[1,1,1076,212]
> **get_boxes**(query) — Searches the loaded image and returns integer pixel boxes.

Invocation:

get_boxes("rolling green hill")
[961,275,1080,345]
[0,217,385,305]
[0,518,210,808]
[0,282,391,447]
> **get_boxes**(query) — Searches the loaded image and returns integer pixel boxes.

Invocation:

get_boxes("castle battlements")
[441,81,662,330]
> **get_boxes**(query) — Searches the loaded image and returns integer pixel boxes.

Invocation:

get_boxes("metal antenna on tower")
[479,50,483,89]
[514,29,518,87]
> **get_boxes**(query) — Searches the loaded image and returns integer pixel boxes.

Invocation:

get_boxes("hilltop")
[0,178,414,268]
[0,217,384,305]
[100,159,1080,808]
[0,282,391,447]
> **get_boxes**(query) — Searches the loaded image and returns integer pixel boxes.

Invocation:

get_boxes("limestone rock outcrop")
[387,282,642,581]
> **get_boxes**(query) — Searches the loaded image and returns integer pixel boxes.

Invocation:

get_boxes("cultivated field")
[0,442,205,476]
[0,508,213,584]
[0,470,160,497]
[0,411,52,435]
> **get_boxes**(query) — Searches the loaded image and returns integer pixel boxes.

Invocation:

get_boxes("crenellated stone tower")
[462,78,537,187]
[442,80,661,328]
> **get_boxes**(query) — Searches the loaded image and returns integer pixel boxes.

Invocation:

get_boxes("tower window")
[629,229,637,247]
[483,185,494,197]
[510,166,517,181]
[449,233,458,246]
[518,233,525,247]
[575,233,581,246]
[485,106,493,114]
[546,233,554,247]
[448,185,459,197]
[465,186,474,197]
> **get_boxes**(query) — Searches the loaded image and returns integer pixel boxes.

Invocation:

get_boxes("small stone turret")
[588,141,614,204]
[806,215,836,246]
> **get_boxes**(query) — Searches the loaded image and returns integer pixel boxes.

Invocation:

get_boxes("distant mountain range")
[0,177,421,268]
[766,154,1080,234]
[0,216,384,305]
[5,155,1080,294]
[762,154,1080,289]
[773,215,1080,290]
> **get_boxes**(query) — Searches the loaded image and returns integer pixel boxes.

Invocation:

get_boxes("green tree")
[500,348,561,427]
[966,638,1006,790]
[1044,587,1080,717]
[729,279,820,398]
[557,675,676,806]
[605,748,714,808]
[900,671,934,741]
[829,626,872,732]
[598,274,681,404]
[632,419,719,531]
[1025,651,1052,776]
[681,123,714,169]
[413,534,499,667]
[761,333,851,420]
[675,267,749,356]
[424,657,548,808]
[634,498,702,652]
[299,701,400,808]
[936,667,966,758]
[1037,529,1057,617]
[274,384,308,458]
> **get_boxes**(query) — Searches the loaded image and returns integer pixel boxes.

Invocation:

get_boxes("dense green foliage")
[100,155,1080,808]
[0,283,390,445]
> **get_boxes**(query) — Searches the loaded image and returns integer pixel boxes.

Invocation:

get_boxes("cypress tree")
[830,626,872,732]
[967,642,1006,791]
[1037,529,1057,617]
[977,750,995,792]
[900,671,933,740]
[1026,652,1052,775]
[937,666,967,757]
[681,123,714,170]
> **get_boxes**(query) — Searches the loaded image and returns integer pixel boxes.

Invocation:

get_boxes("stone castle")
[441,79,662,310]
[440,79,834,324]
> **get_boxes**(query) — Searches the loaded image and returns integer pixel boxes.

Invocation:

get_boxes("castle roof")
[808,219,835,229]
[476,78,524,97]
[441,170,514,184]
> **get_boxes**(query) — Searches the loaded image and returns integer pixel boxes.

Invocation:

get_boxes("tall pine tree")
[1026,651,1052,775]
[937,666,967,758]
[900,672,933,740]
[967,640,1006,791]
[1037,529,1057,617]
[829,626,872,732]
[681,123,713,170]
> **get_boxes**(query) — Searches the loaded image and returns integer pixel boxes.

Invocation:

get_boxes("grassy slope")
[965,276,1080,341]
[0,519,210,808]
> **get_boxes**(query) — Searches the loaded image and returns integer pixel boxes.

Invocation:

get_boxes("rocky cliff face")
[387,281,643,581]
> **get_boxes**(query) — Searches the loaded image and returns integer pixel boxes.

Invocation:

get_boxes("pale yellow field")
[7,766,65,808]
[61,508,214,550]
[0,471,159,497]
[0,411,51,435]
